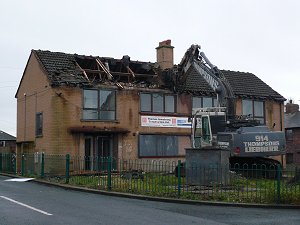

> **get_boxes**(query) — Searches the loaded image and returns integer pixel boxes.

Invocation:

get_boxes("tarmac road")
[0,175,299,225]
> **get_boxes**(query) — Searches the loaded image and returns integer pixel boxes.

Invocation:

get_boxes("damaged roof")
[33,50,157,88]
[30,49,284,101]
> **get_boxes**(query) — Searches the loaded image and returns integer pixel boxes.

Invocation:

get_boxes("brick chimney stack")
[156,39,174,70]
[286,100,299,114]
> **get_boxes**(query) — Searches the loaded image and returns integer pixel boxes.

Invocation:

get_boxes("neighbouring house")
[15,40,286,172]
[285,101,300,165]
[0,130,16,153]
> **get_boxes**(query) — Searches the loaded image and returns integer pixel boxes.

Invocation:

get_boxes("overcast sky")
[0,0,299,136]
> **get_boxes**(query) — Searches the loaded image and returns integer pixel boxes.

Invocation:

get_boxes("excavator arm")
[178,45,235,120]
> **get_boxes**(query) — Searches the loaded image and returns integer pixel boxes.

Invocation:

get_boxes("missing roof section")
[34,50,158,89]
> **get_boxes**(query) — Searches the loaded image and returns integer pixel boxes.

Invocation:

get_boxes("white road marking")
[0,196,52,216]
[4,178,35,182]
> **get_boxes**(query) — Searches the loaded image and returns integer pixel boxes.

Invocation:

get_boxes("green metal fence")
[1,153,300,204]
[0,153,16,174]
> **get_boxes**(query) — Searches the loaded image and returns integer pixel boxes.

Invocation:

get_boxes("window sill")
[139,112,189,117]
[81,119,120,123]
[138,155,185,159]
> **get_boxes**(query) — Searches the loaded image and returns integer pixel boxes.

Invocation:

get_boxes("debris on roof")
[33,50,158,89]
[33,49,285,101]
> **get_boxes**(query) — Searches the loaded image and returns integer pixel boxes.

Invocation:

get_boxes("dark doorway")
[84,135,114,171]
[84,137,92,170]
[96,135,112,171]
[97,136,111,158]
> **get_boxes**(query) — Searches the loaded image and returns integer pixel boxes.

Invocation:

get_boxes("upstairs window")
[0,141,5,147]
[286,129,293,141]
[140,93,176,113]
[242,100,265,124]
[192,96,217,109]
[83,89,116,120]
[36,112,43,137]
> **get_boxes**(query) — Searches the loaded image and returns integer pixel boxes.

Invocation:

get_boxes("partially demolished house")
[16,40,286,169]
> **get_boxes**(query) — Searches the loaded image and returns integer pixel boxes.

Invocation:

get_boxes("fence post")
[41,153,45,178]
[276,164,281,204]
[66,154,70,184]
[177,160,181,198]
[12,154,16,175]
[0,153,2,172]
[21,154,25,176]
[107,157,112,191]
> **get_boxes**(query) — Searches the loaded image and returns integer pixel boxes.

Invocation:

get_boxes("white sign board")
[141,116,191,128]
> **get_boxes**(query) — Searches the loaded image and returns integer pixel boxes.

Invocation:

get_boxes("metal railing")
[1,153,299,205]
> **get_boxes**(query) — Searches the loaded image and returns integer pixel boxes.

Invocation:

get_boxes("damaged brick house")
[15,40,286,170]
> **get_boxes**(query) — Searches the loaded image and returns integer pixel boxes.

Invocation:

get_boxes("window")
[242,99,265,124]
[286,153,293,164]
[0,141,5,147]
[286,129,293,141]
[140,93,176,113]
[36,112,43,136]
[83,89,116,120]
[192,96,217,109]
[139,134,184,157]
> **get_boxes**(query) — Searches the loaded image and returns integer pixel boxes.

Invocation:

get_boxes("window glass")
[254,101,264,117]
[192,97,202,108]
[84,90,98,108]
[83,110,98,120]
[83,89,116,120]
[286,129,293,141]
[0,141,6,147]
[139,135,155,157]
[286,153,293,164]
[165,95,175,113]
[100,111,115,120]
[213,98,218,107]
[193,96,215,108]
[100,90,115,111]
[140,93,151,112]
[242,99,265,124]
[139,135,179,157]
[242,100,252,116]
[203,97,212,107]
[36,112,43,136]
[152,93,163,113]
[140,92,176,113]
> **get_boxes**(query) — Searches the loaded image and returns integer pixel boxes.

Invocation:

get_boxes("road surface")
[0,175,299,225]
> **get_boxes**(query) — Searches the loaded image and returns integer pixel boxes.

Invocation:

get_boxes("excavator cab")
[193,115,212,148]
[191,107,227,148]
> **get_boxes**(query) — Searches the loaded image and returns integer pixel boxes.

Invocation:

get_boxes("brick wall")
[16,52,286,164]
[286,128,300,164]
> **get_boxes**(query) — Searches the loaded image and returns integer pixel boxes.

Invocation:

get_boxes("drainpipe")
[24,93,27,141]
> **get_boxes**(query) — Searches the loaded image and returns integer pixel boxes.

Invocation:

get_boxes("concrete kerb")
[1,172,300,209]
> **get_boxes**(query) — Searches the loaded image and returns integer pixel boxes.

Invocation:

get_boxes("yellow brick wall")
[16,53,285,164]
